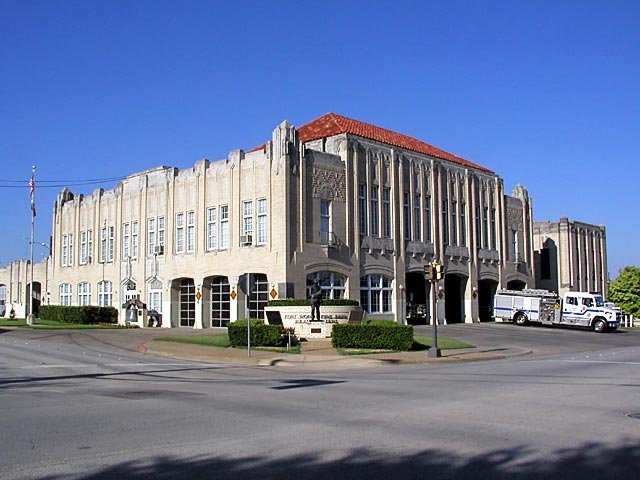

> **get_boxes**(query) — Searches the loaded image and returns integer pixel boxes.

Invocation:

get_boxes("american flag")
[29,177,36,217]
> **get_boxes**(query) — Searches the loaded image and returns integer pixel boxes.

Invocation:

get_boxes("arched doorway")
[240,273,269,320]
[444,274,466,324]
[478,279,498,322]
[405,271,429,325]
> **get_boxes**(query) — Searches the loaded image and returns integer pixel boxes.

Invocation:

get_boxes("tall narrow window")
[404,192,411,240]
[242,201,253,237]
[414,194,422,241]
[512,229,518,261]
[98,280,113,307]
[452,200,458,246]
[132,221,138,258]
[257,198,267,244]
[77,282,91,306]
[207,207,217,251]
[80,231,87,265]
[122,223,130,259]
[475,205,481,248]
[87,230,92,264]
[186,211,195,253]
[59,283,72,306]
[425,195,432,242]
[148,218,156,254]
[101,227,107,263]
[358,184,367,235]
[483,207,489,249]
[460,203,467,246]
[61,234,68,267]
[442,200,449,245]
[108,226,114,262]
[491,208,497,249]
[68,234,73,266]
[383,188,391,237]
[157,216,165,247]
[370,186,379,236]
[220,205,229,249]
[175,213,185,253]
[320,200,331,245]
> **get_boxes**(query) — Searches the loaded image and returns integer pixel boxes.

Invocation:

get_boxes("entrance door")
[179,279,195,327]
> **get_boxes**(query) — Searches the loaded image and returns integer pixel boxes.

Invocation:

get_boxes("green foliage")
[39,305,118,324]
[608,266,640,317]
[227,320,287,347]
[332,324,414,351]
[363,319,399,327]
[267,298,360,307]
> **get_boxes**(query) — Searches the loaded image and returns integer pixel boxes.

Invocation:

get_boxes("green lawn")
[0,318,128,329]
[413,334,475,350]
[156,334,301,353]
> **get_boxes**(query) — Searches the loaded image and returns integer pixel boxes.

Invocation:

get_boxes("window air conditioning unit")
[154,245,164,255]
[240,235,252,246]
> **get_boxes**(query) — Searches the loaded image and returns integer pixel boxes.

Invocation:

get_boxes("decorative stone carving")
[507,207,523,230]
[312,166,346,202]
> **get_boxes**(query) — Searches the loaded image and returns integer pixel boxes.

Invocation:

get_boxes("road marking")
[6,362,213,369]
[526,359,640,365]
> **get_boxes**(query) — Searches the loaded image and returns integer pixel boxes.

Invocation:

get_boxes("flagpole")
[27,165,36,326]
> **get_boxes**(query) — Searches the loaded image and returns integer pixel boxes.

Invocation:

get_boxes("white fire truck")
[493,289,621,333]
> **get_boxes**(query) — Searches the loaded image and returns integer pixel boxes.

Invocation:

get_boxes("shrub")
[227,319,285,347]
[267,298,359,307]
[332,323,414,351]
[39,305,118,325]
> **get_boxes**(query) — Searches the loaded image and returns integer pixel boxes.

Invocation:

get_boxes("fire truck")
[493,289,621,333]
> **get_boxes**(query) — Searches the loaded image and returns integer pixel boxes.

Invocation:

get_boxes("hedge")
[39,305,119,325]
[268,298,360,307]
[332,323,414,351]
[227,320,287,347]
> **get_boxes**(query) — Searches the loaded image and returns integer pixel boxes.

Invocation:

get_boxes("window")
[220,205,229,249]
[98,280,113,307]
[175,213,185,253]
[566,296,578,306]
[358,184,368,235]
[206,207,217,251]
[210,276,230,327]
[383,188,391,237]
[257,198,267,244]
[511,229,518,261]
[242,201,253,237]
[320,200,331,245]
[425,194,432,242]
[108,226,114,262]
[80,231,87,265]
[148,218,156,254]
[61,234,68,267]
[158,216,165,247]
[442,200,449,245]
[148,278,163,315]
[404,192,411,240]
[306,272,346,300]
[414,194,422,241]
[68,233,73,266]
[475,205,481,248]
[179,279,195,327]
[122,223,130,259]
[360,274,392,313]
[87,230,93,264]
[460,203,467,246]
[247,273,269,320]
[370,186,379,236]
[59,283,72,306]
[452,200,458,245]
[77,282,91,306]
[483,207,489,248]
[491,208,497,249]
[101,226,107,263]
[186,211,195,253]
[132,221,138,258]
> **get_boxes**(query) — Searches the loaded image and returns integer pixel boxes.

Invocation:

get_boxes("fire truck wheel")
[514,313,528,326]
[592,319,607,333]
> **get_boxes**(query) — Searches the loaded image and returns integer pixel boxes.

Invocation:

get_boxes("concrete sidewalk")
[143,336,531,370]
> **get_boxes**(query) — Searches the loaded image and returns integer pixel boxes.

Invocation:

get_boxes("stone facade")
[1,114,539,325]
[533,217,608,296]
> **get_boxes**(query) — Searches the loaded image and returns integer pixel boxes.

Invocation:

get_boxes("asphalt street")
[1,324,640,480]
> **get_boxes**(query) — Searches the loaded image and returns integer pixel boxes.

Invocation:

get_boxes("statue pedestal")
[264,305,361,339]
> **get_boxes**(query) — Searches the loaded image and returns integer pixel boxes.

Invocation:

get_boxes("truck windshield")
[594,296,604,307]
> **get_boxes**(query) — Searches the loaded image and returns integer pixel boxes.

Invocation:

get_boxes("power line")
[0,176,126,189]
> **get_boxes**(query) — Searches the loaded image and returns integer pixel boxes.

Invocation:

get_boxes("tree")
[608,266,640,317]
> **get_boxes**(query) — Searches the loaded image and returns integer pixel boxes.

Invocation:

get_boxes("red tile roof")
[297,113,492,173]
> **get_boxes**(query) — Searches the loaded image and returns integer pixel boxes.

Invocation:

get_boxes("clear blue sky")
[1,0,638,279]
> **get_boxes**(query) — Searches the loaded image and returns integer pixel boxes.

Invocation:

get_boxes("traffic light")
[435,263,444,281]
[424,264,435,282]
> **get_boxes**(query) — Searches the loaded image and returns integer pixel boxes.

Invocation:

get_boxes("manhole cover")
[625,412,640,419]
